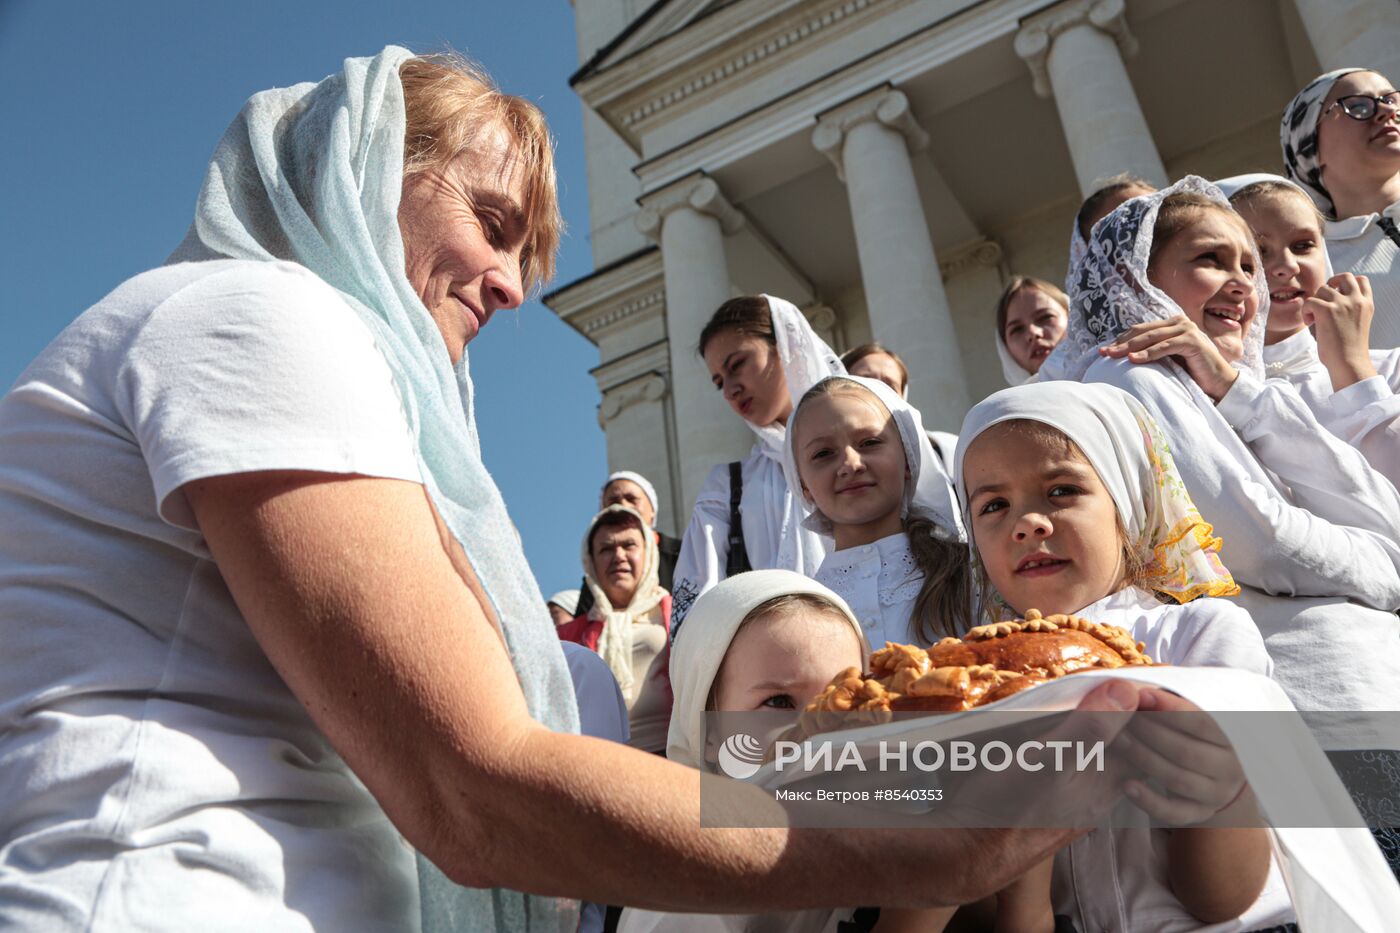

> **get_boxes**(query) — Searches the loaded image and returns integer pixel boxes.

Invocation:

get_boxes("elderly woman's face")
[398,125,528,364]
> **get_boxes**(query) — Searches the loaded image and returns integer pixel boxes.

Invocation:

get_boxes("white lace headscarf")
[581,505,667,697]
[738,295,846,575]
[1039,175,1270,387]
[1281,68,1367,220]
[781,375,965,543]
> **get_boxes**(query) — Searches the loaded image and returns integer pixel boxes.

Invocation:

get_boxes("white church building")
[544,0,1400,535]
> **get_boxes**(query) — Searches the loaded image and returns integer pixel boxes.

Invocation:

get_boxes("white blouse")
[1325,200,1400,350]
[1089,356,1400,746]
[1264,329,1400,492]
[815,532,926,649]
[671,444,828,629]
[1052,588,1295,933]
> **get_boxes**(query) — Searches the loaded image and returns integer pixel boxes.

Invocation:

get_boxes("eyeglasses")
[1325,92,1400,121]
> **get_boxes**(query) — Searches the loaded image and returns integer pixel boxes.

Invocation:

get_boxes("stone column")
[1015,0,1168,196]
[812,87,971,429]
[636,174,752,513]
[1293,0,1400,86]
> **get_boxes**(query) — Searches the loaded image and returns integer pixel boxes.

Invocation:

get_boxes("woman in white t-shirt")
[0,46,1131,933]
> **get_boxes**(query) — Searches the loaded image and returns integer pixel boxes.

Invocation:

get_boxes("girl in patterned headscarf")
[1043,176,1400,810]
[1282,68,1400,349]
[954,380,1295,932]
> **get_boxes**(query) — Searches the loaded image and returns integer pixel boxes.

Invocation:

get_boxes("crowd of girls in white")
[559,67,1400,932]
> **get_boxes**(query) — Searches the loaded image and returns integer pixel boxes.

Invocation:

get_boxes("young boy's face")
[714,610,863,712]
[1233,191,1327,342]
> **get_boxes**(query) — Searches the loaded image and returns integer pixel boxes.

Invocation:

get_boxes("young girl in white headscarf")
[1041,177,1400,857]
[671,295,845,628]
[954,380,1294,933]
[1218,173,1400,488]
[783,375,971,647]
[617,570,881,933]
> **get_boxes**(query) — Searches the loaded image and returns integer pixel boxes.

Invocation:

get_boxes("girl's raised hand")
[1305,273,1379,391]
[1118,688,1250,826]
[1100,317,1239,402]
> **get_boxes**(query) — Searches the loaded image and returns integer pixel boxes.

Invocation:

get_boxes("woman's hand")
[1307,273,1380,391]
[1100,317,1239,403]
[1118,688,1248,826]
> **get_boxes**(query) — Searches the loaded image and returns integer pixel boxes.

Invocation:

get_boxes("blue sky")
[0,1,609,596]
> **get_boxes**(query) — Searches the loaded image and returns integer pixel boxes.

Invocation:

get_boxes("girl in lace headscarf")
[783,375,970,648]
[670,295,845,631]
[1219,173,1400,491]
[1042,175,1400,766]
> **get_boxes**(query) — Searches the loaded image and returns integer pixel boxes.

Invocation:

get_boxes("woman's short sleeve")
[118,262,421,530]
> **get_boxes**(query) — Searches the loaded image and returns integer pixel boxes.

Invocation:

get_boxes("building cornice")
[543,249,666,345]
[576,0,894,150]
[630,0,1051,195]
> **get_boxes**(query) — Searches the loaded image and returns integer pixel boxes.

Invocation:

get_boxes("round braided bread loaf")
[807,609,1155,715]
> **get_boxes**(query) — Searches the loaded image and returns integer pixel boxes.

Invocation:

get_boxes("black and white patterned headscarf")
[1038,175,1270,384]
[1281,67,1366,220]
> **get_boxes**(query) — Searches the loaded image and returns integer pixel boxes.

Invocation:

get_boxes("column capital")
[811,86,928,182]
[598,372,669,428]
[1014,0,1138,98]
[634,173,745,242]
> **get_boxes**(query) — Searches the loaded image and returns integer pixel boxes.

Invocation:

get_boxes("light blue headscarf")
[169,46,580,933]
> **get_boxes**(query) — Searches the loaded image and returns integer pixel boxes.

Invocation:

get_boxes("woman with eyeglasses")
[1283,69,1400,348]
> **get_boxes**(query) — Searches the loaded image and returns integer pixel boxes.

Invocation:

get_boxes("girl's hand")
[1306,273,1379,391]
[1118,689,1249,826]
[1100,317,1239,402]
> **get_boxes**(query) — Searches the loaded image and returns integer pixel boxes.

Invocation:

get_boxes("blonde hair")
[1148,192,1251,268]
[966,420,1144,622]
[793,378,973,641]
[1228,181,1325,230]
[399,52,561,293]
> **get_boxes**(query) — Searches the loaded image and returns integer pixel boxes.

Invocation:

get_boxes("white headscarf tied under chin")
[781,374,965,544]
[1039,175,1271,387]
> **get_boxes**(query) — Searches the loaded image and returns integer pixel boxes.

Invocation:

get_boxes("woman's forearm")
[449,726,1078,913]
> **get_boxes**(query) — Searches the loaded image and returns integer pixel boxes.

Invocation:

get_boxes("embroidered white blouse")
[815,532,927,649]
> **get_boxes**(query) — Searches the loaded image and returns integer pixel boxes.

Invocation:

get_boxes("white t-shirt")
[1052,588,1295,933]
[0,260,424,930]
